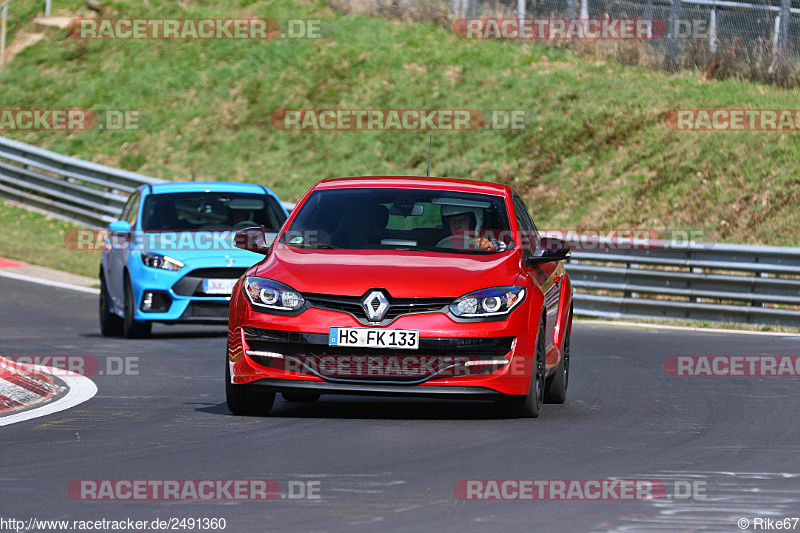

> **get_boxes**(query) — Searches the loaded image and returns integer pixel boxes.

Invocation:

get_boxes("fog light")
[140,291,171,313]
[142,291,154,311]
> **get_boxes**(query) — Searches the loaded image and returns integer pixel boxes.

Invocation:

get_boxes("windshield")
[280,188,514,254]
[141,192,286,231]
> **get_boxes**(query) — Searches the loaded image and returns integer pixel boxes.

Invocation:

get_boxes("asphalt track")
[1,275,799,532]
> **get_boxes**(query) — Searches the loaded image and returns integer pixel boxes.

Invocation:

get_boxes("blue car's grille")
[172,268,247,297]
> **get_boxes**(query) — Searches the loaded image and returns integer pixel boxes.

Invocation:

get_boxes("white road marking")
[575,319,797,336]
[0,269,99,294]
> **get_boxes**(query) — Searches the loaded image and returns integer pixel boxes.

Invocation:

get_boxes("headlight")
[450,286,525,318]
[244,277,305,311]
[141,252,184,271]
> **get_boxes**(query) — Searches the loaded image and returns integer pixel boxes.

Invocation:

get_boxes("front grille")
[172,267,247,297]
[243,327,513,383]
[304,292,452,325]
[183,301,230,319]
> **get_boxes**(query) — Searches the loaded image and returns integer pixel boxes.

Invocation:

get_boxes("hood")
[135,231,271,269]
[254,243,522,298]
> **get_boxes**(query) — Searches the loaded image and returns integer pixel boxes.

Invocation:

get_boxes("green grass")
[1,0,799,282]
[0,199,100,277]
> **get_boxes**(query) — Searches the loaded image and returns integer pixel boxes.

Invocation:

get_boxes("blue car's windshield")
[141,192,286,231]
[280,188,514,254]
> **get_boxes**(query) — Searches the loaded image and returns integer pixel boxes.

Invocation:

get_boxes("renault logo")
[362,290,390,321]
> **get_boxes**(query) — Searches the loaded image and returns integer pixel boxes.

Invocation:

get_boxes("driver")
[438,205,496,252]
[230,209,253,227]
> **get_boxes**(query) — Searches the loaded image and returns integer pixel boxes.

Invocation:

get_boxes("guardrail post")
[45,0,50,17]
[708,7,717,53]
[643,0,653,25]
[665,0,683,70]
[0,3,7,69]
[770,0,790,77]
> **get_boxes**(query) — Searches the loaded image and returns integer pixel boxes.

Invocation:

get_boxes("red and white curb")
[0,357,97,426]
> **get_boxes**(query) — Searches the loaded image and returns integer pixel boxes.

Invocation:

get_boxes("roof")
[147,181,271,195]
[313,176,514,196]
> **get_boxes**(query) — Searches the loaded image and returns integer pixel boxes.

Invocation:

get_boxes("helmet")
[441,205,483,231]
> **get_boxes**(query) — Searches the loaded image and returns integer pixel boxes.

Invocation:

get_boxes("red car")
[226,176,573,418]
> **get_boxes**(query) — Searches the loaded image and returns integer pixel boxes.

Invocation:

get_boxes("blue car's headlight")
[450,286,526,318]
[244,277,305,311]
[141,251,184,271]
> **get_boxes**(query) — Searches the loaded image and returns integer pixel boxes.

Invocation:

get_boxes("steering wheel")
[233,220,259,230]
[435,236,454,248]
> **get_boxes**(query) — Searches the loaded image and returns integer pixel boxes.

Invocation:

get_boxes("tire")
[508,318,546,418]
[282,392,320,403]
[123,277,152,339]
[99,272,123,336]
[226,356,275,416]
[544,318,571,404]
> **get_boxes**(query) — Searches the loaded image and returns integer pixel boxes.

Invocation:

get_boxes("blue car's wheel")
[99,272,123,337]
[123,277,152,339]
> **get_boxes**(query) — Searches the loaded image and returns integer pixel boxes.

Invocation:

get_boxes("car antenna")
[426,135,432,177]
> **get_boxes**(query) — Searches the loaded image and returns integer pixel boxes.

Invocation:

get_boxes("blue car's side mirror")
[108,220,131,235]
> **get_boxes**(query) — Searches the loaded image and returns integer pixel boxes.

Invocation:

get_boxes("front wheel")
[226,357,275,416]
[544,318,570,404]
[506,319,546,418]
[123,277,152,339]
[99,272,123,336]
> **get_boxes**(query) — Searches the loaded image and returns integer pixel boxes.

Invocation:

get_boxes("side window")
[263,196,288,231]
[513,196,537,252]
[125,192,140,228]
[119,193,136,221]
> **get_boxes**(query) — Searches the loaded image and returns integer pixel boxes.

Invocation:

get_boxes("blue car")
[99,182,288,338]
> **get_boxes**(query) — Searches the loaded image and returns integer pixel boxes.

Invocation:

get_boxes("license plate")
[202,278,237,295]
[329,327,419,350]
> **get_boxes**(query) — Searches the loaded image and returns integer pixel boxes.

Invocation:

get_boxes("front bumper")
[229,305,536,396]
[129,267,247,324]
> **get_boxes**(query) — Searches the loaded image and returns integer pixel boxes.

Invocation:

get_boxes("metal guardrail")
[0,136,295,227]
[0,136,164,227]
[567,241,800,328]
[1,135,798,328]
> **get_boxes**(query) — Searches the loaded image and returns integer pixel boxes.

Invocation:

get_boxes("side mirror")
[526,237,571,265]
[234,227,272,254]
[108,220,131,235]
